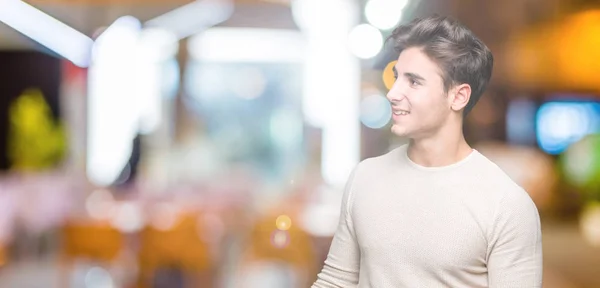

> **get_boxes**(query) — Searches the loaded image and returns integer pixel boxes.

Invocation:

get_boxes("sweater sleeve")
[312,165,361,288]
[487,188,543,288]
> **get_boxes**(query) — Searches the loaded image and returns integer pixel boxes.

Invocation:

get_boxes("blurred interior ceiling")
[3,0,599,94]
[0,0,551,51]
[0,0,297,49]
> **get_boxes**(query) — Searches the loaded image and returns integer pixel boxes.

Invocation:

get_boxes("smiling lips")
[390,100,410,116]
[393,110,410,115]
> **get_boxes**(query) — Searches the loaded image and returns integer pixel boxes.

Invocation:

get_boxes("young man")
[312,15,542,288]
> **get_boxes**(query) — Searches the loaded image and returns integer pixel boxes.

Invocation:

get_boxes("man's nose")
[386,83,406,103]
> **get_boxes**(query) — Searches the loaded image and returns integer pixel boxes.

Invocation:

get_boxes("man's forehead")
[394,48,443,77]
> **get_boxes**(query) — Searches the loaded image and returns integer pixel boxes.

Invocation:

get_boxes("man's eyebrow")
[393,65,426,82]
[404,72,426,82]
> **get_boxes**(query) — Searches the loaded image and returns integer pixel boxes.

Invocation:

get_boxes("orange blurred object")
[506,10,600,92]
[241,209,317,286]
[61,221,124,262]
[137,212,213,287]
[59,221,125,288]
[382,60,397,90]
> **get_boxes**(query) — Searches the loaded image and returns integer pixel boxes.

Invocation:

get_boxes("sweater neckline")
[402,146,479,172]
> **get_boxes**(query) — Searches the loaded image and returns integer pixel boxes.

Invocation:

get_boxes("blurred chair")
[137,212,215,288]
[62,221,124,262]
[238,210,316,288]
[59,221,125,287]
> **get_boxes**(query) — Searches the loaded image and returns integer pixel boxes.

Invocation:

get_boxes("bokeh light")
[85,189,116,220]
[360,94,392,129]
[110,202,144,233]
[536,101,600,155]
[561,134,600,195]
[580,202,600,247]
[348,24,383,59]
[270,230,290,249]
[84,266,115,288]
[150,202,179,231]
[365,0,408,30]
[291,0,358,33]
[275,214,292,231]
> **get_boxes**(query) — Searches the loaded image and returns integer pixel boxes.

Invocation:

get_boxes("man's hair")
[388,15,493,115]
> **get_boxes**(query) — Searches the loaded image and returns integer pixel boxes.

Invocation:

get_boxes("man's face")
[386,47,453,139]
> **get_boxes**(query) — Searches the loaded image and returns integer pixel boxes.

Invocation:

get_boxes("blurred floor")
[542,220,600,288]
[0,220,598,288]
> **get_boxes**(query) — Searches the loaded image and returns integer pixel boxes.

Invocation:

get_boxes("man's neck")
[406,123,473,168]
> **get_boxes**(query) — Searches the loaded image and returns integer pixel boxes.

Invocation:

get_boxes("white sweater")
[312,145,543,288]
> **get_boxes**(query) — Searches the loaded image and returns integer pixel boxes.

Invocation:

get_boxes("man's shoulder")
[472,151,521,188]
[472,152,536,209]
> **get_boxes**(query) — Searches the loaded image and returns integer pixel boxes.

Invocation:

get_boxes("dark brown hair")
[388,15,493,115]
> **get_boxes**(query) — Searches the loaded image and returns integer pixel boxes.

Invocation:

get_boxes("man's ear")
[450,83,471,112]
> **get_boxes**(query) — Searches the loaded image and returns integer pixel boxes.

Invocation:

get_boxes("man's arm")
[312,166,361,288]
[487,189,543,288]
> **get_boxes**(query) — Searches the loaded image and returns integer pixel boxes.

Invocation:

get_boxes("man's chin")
[390,124,409,137]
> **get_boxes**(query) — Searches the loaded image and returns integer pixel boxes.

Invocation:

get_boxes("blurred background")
[0,0,599,287]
